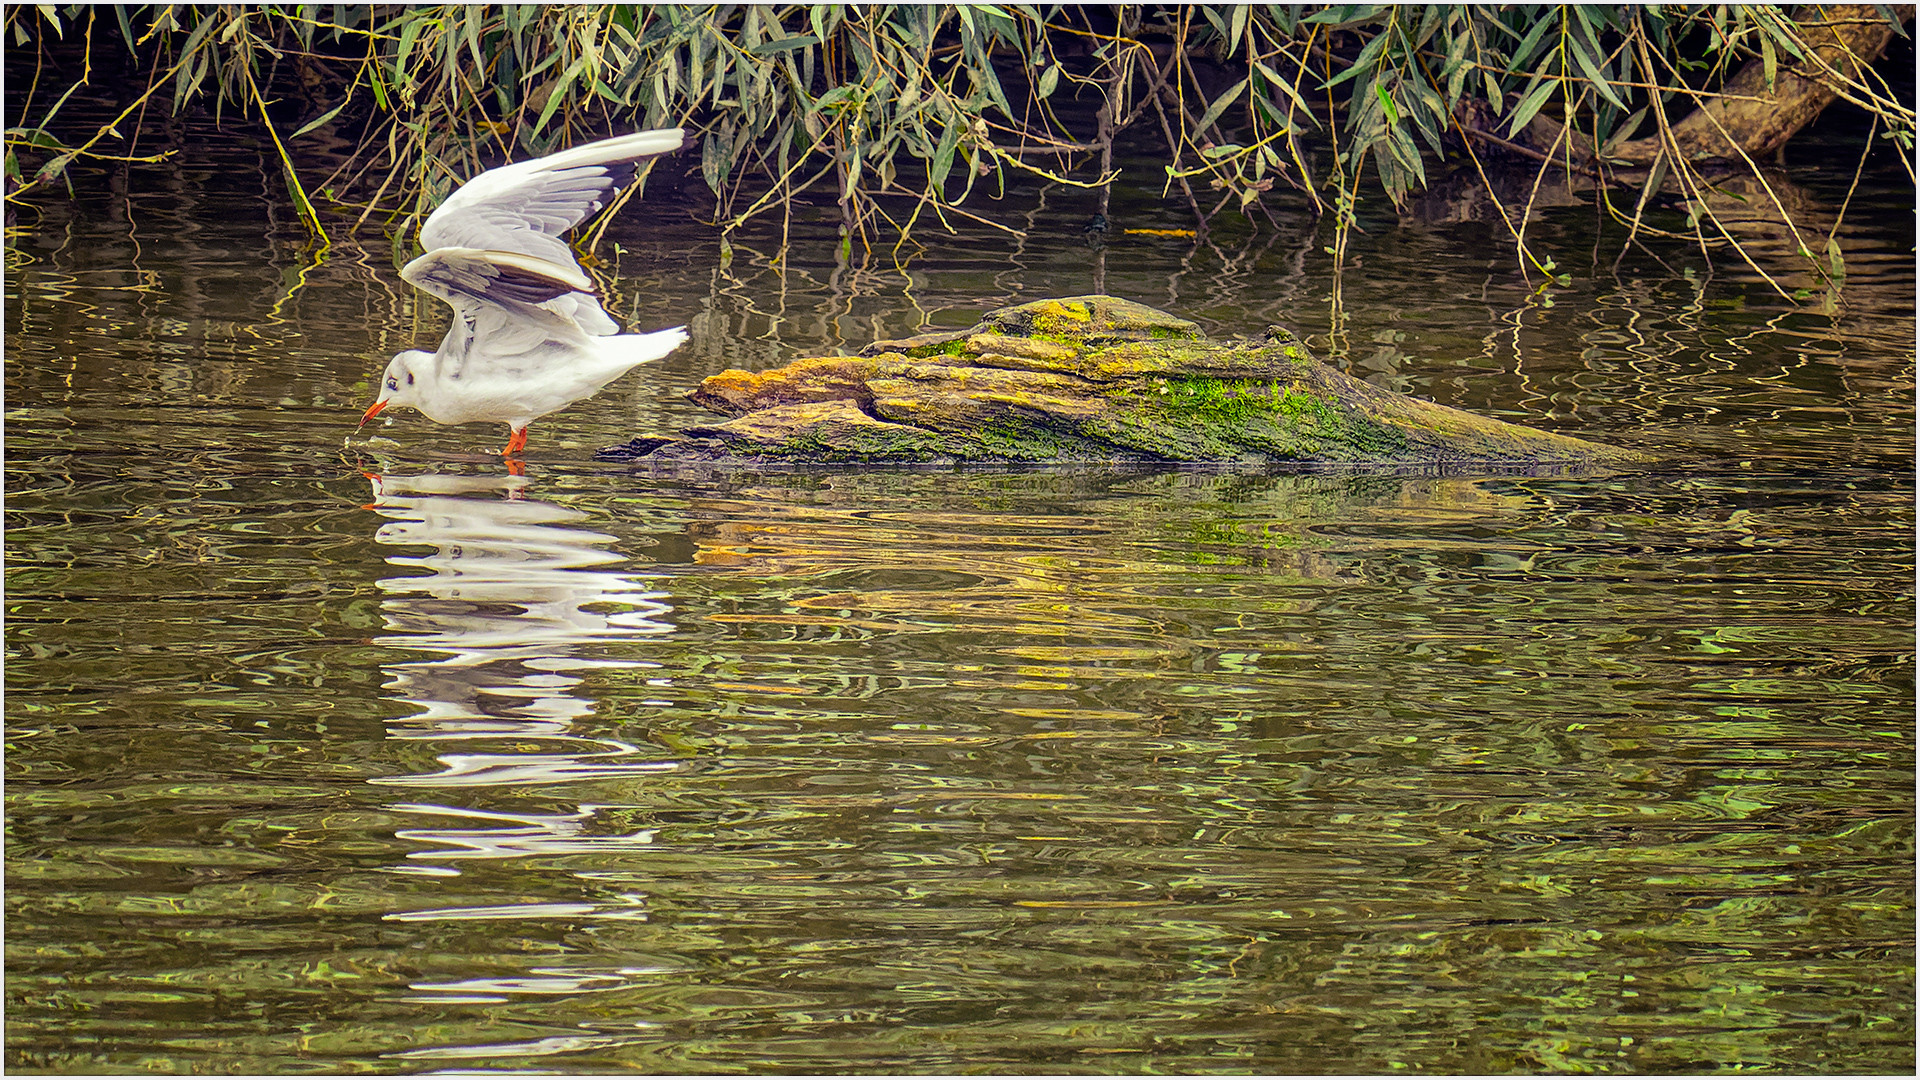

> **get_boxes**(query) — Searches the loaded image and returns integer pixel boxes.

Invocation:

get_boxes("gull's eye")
[386,376,399,391]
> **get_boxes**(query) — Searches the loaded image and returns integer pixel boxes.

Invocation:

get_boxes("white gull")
[359,129,689,455]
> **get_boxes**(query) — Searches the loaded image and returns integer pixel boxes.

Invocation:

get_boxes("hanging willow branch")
[4,3,1911,291]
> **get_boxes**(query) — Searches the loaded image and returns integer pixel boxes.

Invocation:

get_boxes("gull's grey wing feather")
[417,129,685,271]
[404,247,624,338]
[546,291,619,336]
[402,247,591,311]
[425,285,584,383]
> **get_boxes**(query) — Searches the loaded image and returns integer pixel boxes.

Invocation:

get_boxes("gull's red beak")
[358,399,388,430]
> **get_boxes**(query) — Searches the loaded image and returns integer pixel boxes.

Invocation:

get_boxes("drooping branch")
[1532,5,1909,167]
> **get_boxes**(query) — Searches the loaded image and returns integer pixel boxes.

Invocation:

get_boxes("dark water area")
[4,98,1914,1073]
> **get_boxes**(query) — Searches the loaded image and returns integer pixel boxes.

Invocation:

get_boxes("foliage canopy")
[6,4,1912,293]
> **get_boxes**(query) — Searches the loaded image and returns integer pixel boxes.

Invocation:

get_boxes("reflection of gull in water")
[384,1031,657,1062]
[362,471,687,1035]
[388,802,661,868]
[370,471,671,666]
[363,471,675,786]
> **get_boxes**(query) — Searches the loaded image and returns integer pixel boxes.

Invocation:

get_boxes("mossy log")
[604,296,1650,467]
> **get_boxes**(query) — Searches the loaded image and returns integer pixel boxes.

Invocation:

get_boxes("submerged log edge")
[602,295,1654,469]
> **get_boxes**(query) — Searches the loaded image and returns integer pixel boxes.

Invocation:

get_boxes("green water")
[4,111,1913,1073]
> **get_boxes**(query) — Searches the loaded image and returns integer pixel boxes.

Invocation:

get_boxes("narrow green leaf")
[930,120,959,188]
[1199,5,1230,39]
[1036,62,1060,99]
[175,8,222,61]
[971,53,1014,117]
[4,127,69,150]
[1303,5,1386,30]
[1482,8,1526,42]
[533,55,588,134]
[396,12,421,75]
[1441,29,1471,105]
[1505,75,1557,134]
[751,33,820,55]
[738,3,761,50]
[26,73,88,131]
[701,130,728,193]
[1195,76,1249,134]
[810,84,856,115]
[1600,107,1647,157]
[1567,30,1626,110]
[1411,4,1444,49]
[1254,59,1317,124]
[1249,91,1287,128]
[1323,30,1390,88]
[968,3,1016,28]
[1873,4,1910,38]
[290,101,346,139]
[367,58,390,110]
[1510,9,1558,70]
[113,4,136,57]
[463,6,485,70]
[1373,81,1399,125]
[35,152,72,182]
[1406,85,1446,153]
[1387,122,1425,186]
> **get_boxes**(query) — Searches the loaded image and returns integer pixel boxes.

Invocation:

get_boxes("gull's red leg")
[503,427,529,455]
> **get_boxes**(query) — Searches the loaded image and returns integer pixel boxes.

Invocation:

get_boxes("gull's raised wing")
[417,129,685,272]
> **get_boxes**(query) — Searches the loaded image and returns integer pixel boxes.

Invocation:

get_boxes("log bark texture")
[601,296,1650,468]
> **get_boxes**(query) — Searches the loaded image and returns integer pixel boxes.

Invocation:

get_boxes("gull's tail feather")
[597,326,688,374]
[615,325,689,367]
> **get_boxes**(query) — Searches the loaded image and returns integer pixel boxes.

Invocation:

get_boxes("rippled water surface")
[5,109,1915,1073]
